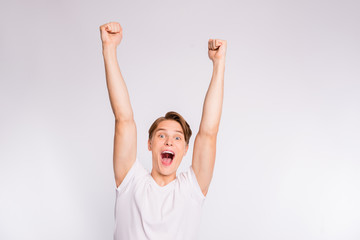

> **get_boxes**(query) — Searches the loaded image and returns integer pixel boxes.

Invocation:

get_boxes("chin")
[158,158,179,175]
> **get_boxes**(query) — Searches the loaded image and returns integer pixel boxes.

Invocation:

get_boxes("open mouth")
[161,150,175,166]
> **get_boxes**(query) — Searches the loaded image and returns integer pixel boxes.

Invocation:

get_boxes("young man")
[100,22,227,240]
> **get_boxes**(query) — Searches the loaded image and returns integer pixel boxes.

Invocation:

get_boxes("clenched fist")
[208,39,227,63]
[99,22,123,47]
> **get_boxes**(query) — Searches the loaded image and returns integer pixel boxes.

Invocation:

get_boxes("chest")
[133,180,199,223]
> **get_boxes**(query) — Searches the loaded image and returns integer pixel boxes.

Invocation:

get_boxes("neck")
[150,169,176,187]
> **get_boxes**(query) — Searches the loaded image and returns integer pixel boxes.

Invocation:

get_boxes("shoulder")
[177,166,206,201]
[116,159,149,193]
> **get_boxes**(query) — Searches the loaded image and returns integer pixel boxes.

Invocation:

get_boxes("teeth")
[162,151,174,155]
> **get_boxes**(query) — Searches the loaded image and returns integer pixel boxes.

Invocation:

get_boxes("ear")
[148,139,152,151]
[184,144,189,155]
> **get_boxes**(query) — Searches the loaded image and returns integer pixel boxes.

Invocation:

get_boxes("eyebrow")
[155,128,184,135]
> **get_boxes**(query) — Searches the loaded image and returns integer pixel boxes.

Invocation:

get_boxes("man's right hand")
[99,22,123,47]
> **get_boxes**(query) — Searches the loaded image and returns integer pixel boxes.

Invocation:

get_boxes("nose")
[165,138,173,146]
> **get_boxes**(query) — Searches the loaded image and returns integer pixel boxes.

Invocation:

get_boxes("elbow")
[114,112,134,123]
[198,126,219,138]
[114,116,136,128]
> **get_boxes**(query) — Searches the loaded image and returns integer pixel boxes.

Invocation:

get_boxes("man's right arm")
[100,22,136,188]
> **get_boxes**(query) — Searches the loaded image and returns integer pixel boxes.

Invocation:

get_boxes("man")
[99,22,227,240]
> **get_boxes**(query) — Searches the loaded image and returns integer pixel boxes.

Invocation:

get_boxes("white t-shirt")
[113,159,206,240]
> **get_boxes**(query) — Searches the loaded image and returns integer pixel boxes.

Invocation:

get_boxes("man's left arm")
[192,39,227,197]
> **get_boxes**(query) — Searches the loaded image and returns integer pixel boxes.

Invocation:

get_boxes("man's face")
[148,120,188,177]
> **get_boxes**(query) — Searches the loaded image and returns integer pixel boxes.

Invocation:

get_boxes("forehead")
[156,120,184,134]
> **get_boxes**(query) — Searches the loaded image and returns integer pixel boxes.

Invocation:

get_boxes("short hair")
[148,111,192,145]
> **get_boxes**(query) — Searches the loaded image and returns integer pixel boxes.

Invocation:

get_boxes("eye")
[159,134,165,138]
[175,136,181,140]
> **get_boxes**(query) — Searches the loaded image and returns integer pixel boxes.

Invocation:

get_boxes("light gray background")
[1,0,359,239]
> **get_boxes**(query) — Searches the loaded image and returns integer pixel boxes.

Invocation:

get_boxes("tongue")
[162,158,172,166]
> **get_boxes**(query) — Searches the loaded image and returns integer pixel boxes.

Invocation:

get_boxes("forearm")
[199,60,225,135]
[102,45,134,121]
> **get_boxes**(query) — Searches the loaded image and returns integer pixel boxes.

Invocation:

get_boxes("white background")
[1,0,359,239]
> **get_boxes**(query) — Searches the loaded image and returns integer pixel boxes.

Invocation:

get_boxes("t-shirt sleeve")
[179,165,207,203]
[115,159,148,194]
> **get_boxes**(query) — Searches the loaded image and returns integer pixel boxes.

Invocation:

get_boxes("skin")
[100,22,226,197]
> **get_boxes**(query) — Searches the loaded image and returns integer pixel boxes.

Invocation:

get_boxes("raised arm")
[100,22,137,188]
[192,39,227,197]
